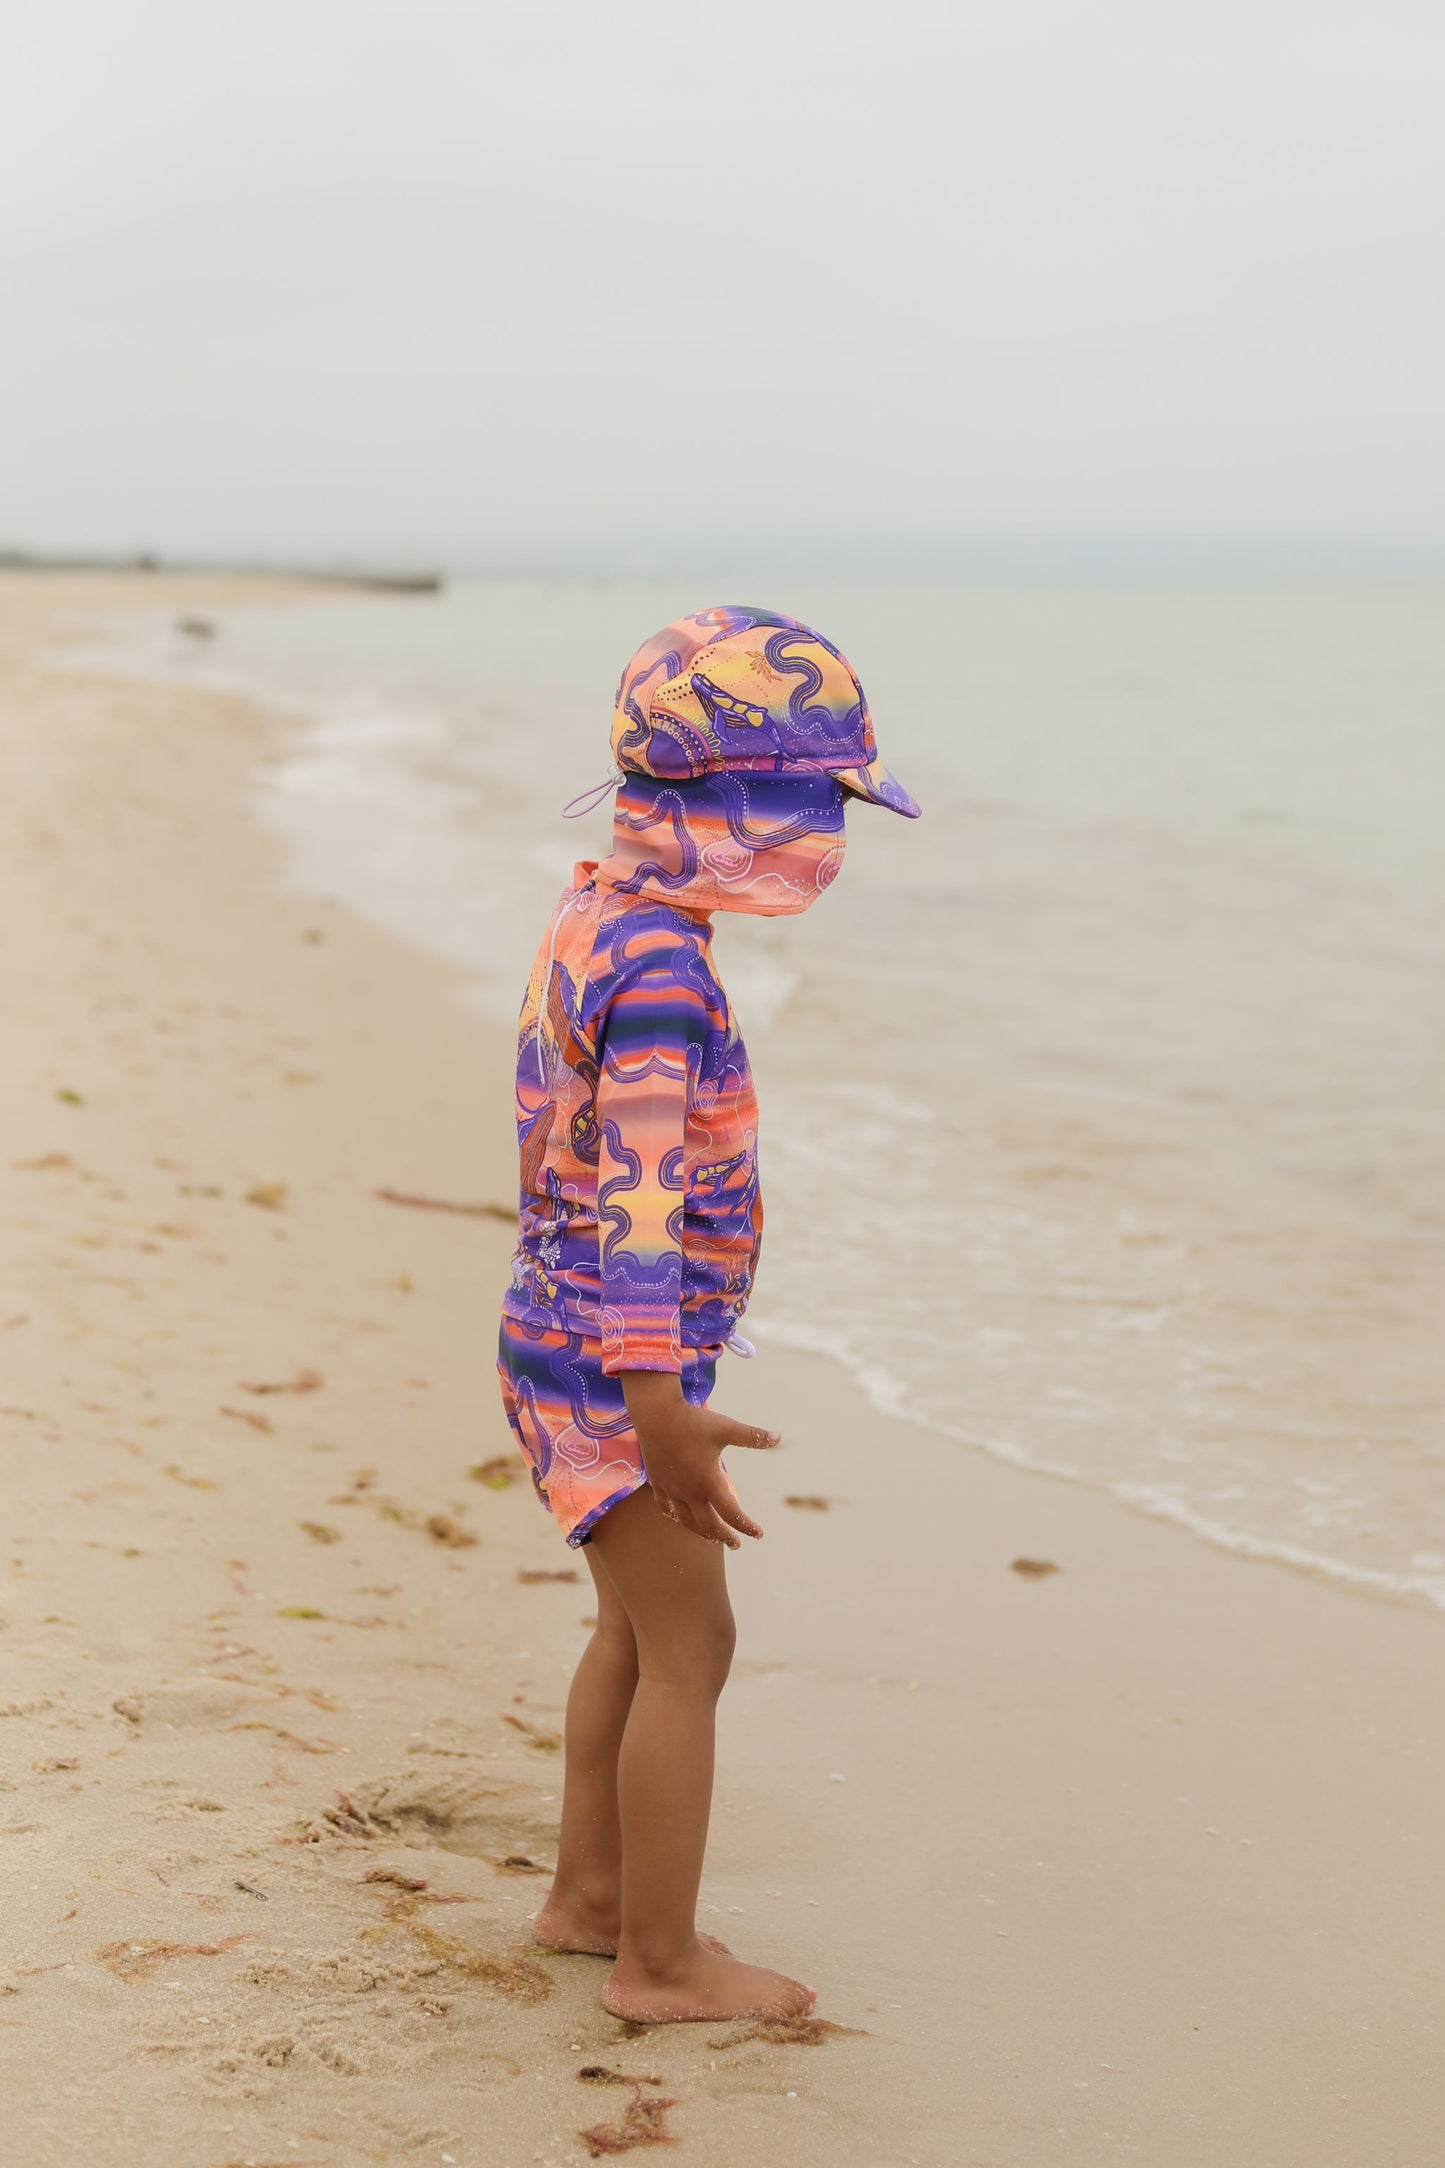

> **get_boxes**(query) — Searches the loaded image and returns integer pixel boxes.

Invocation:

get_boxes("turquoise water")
[89,577,1445,1606]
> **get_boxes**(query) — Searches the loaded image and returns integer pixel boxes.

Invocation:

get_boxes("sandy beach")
[4,571,1445,2167]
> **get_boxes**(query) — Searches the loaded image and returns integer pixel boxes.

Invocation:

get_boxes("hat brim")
[833,757,921,819]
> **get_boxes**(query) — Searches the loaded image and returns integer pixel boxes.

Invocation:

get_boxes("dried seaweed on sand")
[392,1919,552,2004]
[361,1866,428,1891]
[220,1405,273,1434]
[423,1513,477,1548]
[470,1453,526,1488]
[226,1720,341,1755]
[93,1934,255,1983]
[313,1789,375,1839]
[241,1368,324,1395]
[577,2067,677,2157]
[163,1463,219,1490]
[501,1712,561,1751]
[374,1187,513,1220]
[368,1495,478,1547]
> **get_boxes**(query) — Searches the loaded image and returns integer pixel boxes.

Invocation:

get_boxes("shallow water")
[82,577,1445,1607]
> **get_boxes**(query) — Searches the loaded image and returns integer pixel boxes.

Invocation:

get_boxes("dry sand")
[2,573,1444,2167]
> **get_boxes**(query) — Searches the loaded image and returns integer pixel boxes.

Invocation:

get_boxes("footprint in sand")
[308,1766,556,1861]
[113,1682,275,1734]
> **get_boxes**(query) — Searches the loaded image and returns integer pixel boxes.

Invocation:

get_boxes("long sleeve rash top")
[504,860,762,1375]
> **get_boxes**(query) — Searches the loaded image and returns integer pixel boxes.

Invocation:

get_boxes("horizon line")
[5,529,1445,585]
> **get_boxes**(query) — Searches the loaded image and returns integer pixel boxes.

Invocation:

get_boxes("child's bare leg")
[533,1550,638,1954]
[589,1486,815,2022]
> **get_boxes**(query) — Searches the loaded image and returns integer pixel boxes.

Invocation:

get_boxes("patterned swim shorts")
[496,1316,719,1547]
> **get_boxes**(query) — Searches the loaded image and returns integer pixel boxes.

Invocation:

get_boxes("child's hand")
[620,1372,780,1549]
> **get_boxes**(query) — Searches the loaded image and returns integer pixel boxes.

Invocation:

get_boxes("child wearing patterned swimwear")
[497,606,919,2023]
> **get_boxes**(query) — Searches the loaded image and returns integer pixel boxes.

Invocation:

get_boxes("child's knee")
[645,1606,735,1698]
[593,1611,639,1676]
[703,1607,738,1693]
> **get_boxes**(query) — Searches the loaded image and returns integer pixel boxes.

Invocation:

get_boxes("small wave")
[748,1315,1083,1481]
[748,1315,1445,1613]
[1109,1485,1445,1610]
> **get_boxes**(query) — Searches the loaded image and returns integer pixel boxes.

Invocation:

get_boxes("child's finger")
[673,1489,739,1547]
[730,1422,781,1451]
[663,1492,724,1546]
[712,1479,763,1542]
[694,1500,742,1548]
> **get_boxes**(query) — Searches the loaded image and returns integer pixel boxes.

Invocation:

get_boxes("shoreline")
[753,1314,1445,1617]
[3,572,1445,2165]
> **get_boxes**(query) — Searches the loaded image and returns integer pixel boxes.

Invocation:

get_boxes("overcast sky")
[3,0,1443,561]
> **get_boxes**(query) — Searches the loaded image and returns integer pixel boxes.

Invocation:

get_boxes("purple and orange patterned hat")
[610,605,920,819]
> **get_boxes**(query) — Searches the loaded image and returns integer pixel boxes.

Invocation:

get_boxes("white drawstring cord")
[724,1330,756,1358]
[560,765,625,819]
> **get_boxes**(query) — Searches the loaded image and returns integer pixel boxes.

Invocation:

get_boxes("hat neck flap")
[592,771,845,919]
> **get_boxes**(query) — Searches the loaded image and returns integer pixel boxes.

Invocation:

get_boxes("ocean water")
[87,578,1445,1608]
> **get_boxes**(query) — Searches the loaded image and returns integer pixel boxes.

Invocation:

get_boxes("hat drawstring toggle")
[560,766,626,819]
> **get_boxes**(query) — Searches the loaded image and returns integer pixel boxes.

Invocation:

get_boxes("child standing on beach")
[497,607,919,2022]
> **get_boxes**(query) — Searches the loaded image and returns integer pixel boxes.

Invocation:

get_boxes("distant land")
[0,549,444,594]
[5,532,1445,586]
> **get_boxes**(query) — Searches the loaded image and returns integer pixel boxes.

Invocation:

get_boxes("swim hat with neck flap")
[567,606,920,919]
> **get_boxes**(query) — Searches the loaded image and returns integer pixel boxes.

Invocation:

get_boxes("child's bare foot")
[532,1891,621,1957]
[533,1896,730,1962]
[602,1941,816,2023]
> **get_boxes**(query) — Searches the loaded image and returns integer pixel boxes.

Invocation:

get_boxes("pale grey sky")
[4,0,1442,560]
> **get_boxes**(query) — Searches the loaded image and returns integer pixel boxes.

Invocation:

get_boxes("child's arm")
[595,923,776,1545]
[594,929,705,1377]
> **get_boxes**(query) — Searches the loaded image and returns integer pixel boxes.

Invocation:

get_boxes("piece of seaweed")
[577,2068,677,2157]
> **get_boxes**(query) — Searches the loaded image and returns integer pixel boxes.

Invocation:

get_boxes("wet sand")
[3,573,1444,2166]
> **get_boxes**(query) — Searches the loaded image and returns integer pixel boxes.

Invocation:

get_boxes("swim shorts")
[496,1317,719,1547]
